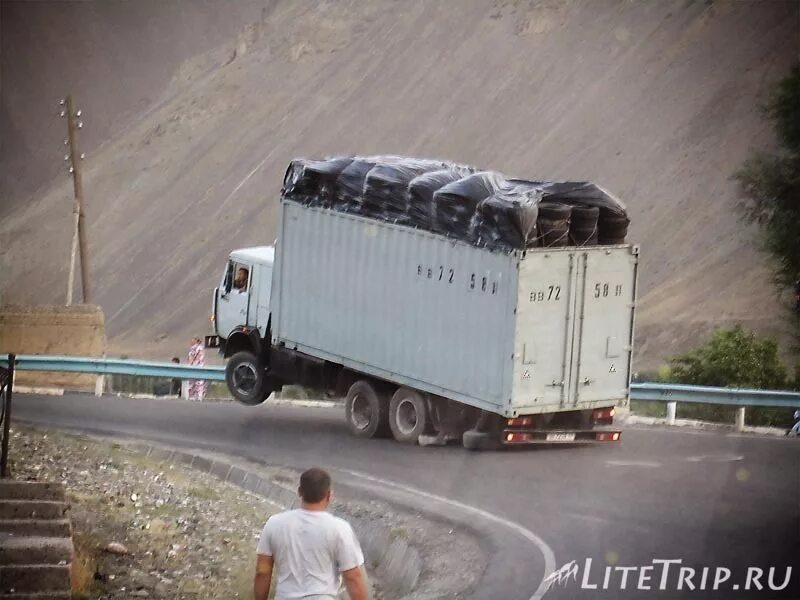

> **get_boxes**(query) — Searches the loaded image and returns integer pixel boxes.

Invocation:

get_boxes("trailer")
[207,156,638,449]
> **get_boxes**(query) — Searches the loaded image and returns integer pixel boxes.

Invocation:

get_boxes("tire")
[389,388,430,444]
[538,202,571,220]
[345,380,390,439]
[598,214,629,239]
[569,225,598,246]
[462,429,499,451]
[570,205,599,226]
[225,351,269,405]
[537,218,569,247]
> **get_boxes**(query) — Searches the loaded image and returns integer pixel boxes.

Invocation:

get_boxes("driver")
[234,267,249,291]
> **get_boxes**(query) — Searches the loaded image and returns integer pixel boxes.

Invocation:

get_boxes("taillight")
[592,407,615,421]
[596,432,621,441]
[507,416,534,427]
[505,432,532,443]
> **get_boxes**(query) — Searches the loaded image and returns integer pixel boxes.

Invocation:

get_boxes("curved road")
[13,393,800,599]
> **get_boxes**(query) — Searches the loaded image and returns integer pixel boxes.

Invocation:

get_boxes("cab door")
[216,259,251,339]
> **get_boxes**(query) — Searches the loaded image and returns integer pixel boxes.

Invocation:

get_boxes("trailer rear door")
[569,246,638,407]
[511,246,638,415]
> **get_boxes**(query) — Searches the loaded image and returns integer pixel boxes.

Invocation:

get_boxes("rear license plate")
[546,432,576,442]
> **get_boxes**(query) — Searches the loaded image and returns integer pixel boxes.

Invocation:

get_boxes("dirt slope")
[1,0,798,368]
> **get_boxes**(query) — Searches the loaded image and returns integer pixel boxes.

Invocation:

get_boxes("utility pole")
[61,95,91,305]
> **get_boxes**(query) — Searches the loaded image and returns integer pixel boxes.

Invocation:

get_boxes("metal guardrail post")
[1,353,15,478]
[665,401,677,425]
[735,407,746,432]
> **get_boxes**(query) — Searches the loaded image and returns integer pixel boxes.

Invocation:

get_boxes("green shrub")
[668,325,787,389]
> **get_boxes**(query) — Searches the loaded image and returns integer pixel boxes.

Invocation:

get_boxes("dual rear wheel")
[344,381,430,444]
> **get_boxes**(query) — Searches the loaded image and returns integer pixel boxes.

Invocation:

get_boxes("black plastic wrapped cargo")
[362,160,449,222]
[334,159,376,212]
[407,168,471,231]
[469,186,541,252]
[283,157,354,207]
[433,172,505,239]
[281,155,629,252]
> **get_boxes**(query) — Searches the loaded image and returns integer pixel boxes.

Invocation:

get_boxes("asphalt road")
[12,393,800,600]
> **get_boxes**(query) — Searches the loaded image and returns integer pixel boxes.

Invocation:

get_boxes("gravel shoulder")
[8,424,485,599]
[10,424,277,599]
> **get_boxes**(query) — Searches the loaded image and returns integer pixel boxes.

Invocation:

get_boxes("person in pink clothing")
[187,337,208,401]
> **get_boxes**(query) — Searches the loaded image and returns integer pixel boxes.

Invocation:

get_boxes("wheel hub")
[396,398,418,435]
[351,393,372,430]
[232,363,258,395]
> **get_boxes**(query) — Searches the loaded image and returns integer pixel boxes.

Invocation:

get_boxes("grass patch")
[390,526,409,541]
[189,485,221,501]
[70,530,100,598]
[630,400,666,418]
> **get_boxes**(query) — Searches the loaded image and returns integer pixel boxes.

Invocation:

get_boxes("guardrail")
[2,354,799,431]
[630,382,800,430]
[0,354,224,383]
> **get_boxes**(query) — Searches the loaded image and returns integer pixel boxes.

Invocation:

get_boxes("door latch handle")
[582,378,593,386]
[547,380,565,387]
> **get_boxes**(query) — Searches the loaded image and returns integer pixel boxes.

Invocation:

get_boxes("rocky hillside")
[1,0,797,368]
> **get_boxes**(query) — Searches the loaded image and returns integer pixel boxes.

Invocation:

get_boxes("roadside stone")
[106,542,129,555]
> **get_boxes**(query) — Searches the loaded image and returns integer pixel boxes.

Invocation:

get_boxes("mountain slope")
[1,0,797,368]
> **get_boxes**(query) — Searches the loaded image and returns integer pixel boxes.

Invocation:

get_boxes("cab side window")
[222,261,250,294]
[232,263,250,292]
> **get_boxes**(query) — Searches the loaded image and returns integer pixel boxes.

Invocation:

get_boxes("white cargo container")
[209,199,638,449]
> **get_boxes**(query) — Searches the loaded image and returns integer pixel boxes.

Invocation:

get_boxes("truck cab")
[209,246,275,403]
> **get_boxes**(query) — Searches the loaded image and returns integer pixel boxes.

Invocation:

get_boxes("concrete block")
[0,536,73,565]
[0,482,65,502]
[173,451,195,467]
[226,466,246,486]
[146,448,174,463]
[0,519,71,538]
[191,456,213,474]
[243,475,262,494]
[0,501,68,520]
[209,461,232,481]
[0,565,71,593]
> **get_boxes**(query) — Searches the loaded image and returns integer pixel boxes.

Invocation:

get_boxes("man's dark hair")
[299,467,331,503]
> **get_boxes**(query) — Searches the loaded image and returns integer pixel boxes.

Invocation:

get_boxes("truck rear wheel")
[345,380,389,438]
[226,351,269,405]
[389,388,430,444]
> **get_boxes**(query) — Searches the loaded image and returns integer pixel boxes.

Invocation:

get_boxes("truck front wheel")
[345,380,389,438]
[226,351,269,405]
[389,388,430,444]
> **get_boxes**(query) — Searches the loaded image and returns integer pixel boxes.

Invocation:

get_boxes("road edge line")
[339,468,557,600]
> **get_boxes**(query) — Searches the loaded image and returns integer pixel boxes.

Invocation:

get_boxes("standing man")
[254,468,368,600]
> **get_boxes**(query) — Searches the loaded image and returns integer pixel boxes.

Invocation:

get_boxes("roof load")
[282,155,629,252]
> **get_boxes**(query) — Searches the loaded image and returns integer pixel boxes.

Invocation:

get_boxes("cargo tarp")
[282,156,628,252]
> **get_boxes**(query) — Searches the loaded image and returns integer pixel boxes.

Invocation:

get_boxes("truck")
[207,156,638,450]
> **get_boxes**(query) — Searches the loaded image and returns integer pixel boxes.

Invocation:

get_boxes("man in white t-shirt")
[254,468,368,600]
